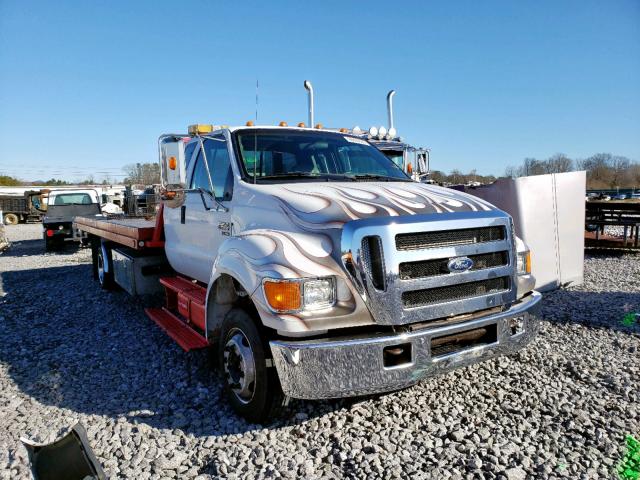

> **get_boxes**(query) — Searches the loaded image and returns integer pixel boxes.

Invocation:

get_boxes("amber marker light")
[168,156,177,170]
[315,123,323,129]
[279,121,288,127]
[246,120,254,126]
[263,280,301,312]
[339,128,348,133]
[297,122,306,128]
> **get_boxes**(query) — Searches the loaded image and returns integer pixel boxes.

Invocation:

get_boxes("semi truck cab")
[152,123,540,421]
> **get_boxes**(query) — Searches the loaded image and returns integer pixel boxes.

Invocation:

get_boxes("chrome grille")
[399,251,508,280]
[396,226,505,251]
[402,277,510,308]
[341,211,517,326]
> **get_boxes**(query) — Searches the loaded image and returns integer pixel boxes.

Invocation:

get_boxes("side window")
[184,142,197,169]
[189,138,233,200]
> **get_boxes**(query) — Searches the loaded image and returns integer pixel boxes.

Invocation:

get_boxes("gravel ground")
[0,224,638,479]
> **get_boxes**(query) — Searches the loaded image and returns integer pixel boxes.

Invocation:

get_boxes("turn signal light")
[168,156,177,170]
[264,280,301,312]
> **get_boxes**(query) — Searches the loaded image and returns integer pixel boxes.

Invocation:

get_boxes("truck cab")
[155,123,540,421]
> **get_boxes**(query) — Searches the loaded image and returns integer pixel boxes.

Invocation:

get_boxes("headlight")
[263,277,336,313]
[516,251,531,275]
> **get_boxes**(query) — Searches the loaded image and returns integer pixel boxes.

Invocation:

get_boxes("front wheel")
[218,309,286,423]
[3,213,18,225]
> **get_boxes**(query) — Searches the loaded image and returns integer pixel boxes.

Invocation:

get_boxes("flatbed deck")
[74,204,164,250]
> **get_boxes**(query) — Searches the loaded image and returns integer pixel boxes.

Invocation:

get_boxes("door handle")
[181,205,186,224]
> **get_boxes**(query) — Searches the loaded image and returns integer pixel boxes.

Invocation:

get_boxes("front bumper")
[270,291,541,399]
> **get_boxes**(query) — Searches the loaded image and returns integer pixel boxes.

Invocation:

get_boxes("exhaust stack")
[386,90,396,131]
[304,80,314,127]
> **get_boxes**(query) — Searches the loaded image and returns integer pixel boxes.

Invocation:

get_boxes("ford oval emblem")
[447,256,474,273]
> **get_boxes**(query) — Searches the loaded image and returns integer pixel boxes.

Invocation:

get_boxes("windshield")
[235,130,410,182]
[52,193,94,205]
[383,151,405,169]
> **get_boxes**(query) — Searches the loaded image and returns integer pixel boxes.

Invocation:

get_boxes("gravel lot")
[1,224,638,479]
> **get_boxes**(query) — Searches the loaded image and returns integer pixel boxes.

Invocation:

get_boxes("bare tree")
[123,163,161,185]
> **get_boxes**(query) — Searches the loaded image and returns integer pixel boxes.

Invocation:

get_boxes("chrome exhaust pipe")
[304,80,314,127]
[386,90,396,131]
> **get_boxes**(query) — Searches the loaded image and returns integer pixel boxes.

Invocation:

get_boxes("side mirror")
[160,138,187,189]
[416,150,429,174]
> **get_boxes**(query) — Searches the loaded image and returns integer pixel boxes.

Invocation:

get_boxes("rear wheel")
[97,241,115,290]
[3,213,18,225]
[219,308,286,423]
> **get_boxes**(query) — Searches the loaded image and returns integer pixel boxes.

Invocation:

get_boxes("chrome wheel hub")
[223,329,256,404]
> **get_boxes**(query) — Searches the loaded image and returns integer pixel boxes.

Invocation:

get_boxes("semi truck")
[74,122,540,423]
[302,81,431,182]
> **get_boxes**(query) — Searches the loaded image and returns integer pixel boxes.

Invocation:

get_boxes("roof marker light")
[279,121,288,127]
[246,120,255,126]
[339,128,348,133]
[188,124,214,135]
[297,122,306,128]
[315,123,323,129]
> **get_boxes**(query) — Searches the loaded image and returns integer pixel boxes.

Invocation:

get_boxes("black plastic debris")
[21,423,106,480]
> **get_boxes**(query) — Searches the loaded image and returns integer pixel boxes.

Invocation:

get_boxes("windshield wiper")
[349,174,411,182]
[257,172,354,181]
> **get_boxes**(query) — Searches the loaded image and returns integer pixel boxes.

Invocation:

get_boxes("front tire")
[3,213,18,225]
[218,309,286,423]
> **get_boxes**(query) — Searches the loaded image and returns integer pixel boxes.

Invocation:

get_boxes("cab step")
[159,276,207,331]
[145,307,209,351]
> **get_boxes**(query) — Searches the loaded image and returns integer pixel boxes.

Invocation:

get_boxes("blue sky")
[1,0,639,181]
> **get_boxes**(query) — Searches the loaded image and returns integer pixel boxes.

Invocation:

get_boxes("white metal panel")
[464,172,585,292]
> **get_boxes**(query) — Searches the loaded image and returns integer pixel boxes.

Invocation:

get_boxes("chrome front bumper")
[270,291,541,399]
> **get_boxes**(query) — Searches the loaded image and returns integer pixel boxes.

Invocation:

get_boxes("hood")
[237,181,498,231]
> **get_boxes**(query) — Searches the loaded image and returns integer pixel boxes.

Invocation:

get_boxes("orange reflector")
[279,121,288,127]
[246,120,255,126]
[168,156,177,170]
[314,123,323,129]
[297,122,306,128]
[264,280,301,312]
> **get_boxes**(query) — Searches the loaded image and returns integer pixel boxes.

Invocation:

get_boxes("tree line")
[505,153,640,189]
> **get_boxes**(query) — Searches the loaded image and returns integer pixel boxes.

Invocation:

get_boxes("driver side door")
[165,136,234,283]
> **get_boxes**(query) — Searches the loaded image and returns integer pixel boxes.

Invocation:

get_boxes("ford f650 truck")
[75,123,540,422]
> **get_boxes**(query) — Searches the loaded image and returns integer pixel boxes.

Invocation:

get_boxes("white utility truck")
[75,122,540,422]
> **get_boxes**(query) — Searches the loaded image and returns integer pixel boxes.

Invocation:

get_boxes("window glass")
[236,131,408,182]
[184,142,197,168]
[189,138,233,200]
[53,193,93,205]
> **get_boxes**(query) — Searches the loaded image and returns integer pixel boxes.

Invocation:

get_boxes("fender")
[204,229,372,338]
